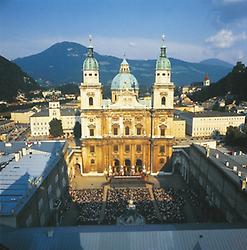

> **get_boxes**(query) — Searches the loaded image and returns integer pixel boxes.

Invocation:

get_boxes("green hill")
[190,62,247,102]
[0,55,39,101]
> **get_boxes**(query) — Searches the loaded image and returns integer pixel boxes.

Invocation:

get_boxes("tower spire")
[87,34,94,57]
[160,34,166,58]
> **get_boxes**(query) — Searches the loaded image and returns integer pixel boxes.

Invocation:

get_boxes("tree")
[49,118,63,137]
[225,126,247,147]
[73,121,81,138]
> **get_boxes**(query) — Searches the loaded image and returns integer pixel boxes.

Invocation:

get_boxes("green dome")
[111,58,139,90]
[156,46,171,70]
[156,57,171,70]
[111,72,139,90]
[83,46,99,71]
[83,57,99,71]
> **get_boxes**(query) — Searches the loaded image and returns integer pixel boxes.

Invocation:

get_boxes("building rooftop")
[0,141,65,216]
[180,111,245,118]
[0,120,13,126]
[192,144,247,190]
[1,224,247,250]
[31,108,79,118]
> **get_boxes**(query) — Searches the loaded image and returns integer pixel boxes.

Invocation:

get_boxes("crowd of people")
[153,187,185,223]
[68,186,196,225]
[69,189,103,225]
[103,188,159,224]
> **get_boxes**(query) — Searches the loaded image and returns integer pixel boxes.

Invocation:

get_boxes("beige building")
[77,38,185,175]
[11,110,36,124]
[179,111,245,137]
[30,102,80,137]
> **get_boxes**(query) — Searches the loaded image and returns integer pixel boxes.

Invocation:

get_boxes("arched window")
[125,126,130,135]
[161,96,166,106]
[89,97,93,106]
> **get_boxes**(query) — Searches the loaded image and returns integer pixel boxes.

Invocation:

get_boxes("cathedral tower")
[152,35,174,109]
[80,36,102,110]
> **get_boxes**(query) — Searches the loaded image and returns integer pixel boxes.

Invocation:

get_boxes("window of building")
[125,145,130,152]
[91,159,95,164]
[160,127,165,136]
[113,145,118,152]
[159,158,165,164]
[95,73,97,76]
[89,73,92,76]
[125,126,130,135]
[48,184,52,194]
[157,73,160,76]
[160,146,165,153]
[136,127,141,135]
[89,97,93,106]
[161,96,166,106]
[84,73,87,76]
[90,145,95,153]
[38,198,44,210]
[162,73,165,76]
[113,127,118,135]
[89,128,94,136]
[26,215,32,227]
[136,145,141,152]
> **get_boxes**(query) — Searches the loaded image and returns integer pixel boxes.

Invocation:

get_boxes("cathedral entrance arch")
[124,159,131,174]
[114,159,120,173]
[136,159,143,173]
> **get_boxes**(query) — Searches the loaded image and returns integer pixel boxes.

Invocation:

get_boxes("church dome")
[83,46,99,71]
[156,56,171,70]
[111,59,139,90]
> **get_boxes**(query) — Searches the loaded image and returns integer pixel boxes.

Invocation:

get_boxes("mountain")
[0,55,39,101]
[13,41,232,92]
[190,62,247,102]
[200,58,233,68]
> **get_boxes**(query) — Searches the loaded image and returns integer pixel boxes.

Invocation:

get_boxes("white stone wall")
[30,116,50,136]
[83,70,99,85]
[155,69,171,84]
[80,86,102,110]
[192,116,245,137]
[153,85,174,109]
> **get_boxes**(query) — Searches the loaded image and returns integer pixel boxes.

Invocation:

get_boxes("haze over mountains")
[13,42,232,89]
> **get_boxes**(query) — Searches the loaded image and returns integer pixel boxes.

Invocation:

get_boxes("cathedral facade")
[79,39,185,175]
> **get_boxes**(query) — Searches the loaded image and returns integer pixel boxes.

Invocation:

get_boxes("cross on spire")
[88,34,93,48]
[162,34,165,47]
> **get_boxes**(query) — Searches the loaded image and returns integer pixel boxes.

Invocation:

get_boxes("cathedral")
[79,38,185,175]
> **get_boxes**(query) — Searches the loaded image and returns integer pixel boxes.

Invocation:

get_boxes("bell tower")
[80,36,102,110]
[152,35,174,109]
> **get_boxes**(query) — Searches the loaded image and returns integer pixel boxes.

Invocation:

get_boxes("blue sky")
[0,0,247,63]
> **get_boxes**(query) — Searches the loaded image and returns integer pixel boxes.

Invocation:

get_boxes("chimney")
[215,153,219,159]
[15,152,20,162]
[225,161,229,167]
[206,147,210,157]
[22,148,27,156]
[241,180,246,190]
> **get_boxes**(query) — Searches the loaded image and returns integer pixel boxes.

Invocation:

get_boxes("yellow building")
[78,38,185,175]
